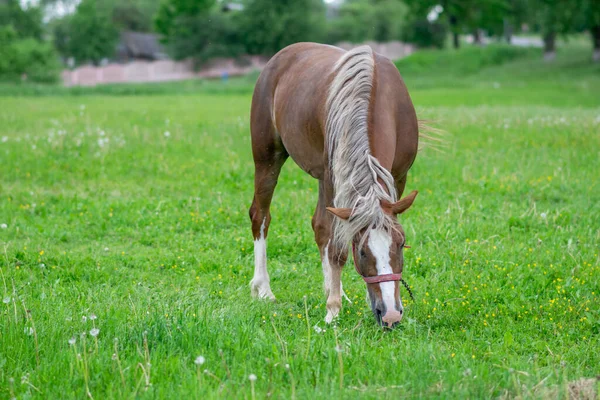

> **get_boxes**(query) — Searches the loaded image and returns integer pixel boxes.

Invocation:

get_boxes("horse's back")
[251,42,418,180]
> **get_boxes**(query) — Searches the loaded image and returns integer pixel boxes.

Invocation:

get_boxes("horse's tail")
[418,118,448,153]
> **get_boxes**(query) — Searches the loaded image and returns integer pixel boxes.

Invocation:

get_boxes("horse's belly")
[279,127,325,180]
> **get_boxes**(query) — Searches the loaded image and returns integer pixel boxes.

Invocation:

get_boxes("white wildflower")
[0,223,7,229]
[540,212,547,219]
[313,325,323,333]
[194,356,205,366]
[24,327,34,336]
[89,313,97,321]
[68,337,76,345]
[3,296,10,304]
[1,136,8,143]
[90,328,100,337]
[82,315,87,323]
[164,131,171,138]
[248,374,257,382]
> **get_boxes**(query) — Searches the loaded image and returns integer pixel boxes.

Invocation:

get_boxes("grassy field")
[1,45,599,399]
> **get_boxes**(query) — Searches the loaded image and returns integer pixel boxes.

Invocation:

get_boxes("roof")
[119,31,167,60]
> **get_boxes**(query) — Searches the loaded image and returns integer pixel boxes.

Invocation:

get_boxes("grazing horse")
[249,43,419,328]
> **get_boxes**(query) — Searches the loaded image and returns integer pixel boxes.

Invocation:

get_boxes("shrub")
[395,44,539,76]
[403,19,447,49]
[0,26,61,83]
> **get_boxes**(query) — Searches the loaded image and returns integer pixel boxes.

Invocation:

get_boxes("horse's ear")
[389,190,418,215]
[326,207,352,220]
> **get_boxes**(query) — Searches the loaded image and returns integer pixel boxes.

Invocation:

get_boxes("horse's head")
[327,190,417,328]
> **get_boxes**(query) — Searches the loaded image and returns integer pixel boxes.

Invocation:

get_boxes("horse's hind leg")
[249,114,287,300]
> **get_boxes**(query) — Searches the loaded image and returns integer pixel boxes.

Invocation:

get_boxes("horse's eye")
[359,250,366,259]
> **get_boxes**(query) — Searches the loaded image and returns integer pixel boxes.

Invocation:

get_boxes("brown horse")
[249,43,419,328]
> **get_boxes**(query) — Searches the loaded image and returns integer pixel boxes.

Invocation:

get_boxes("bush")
[395,44,539,76]
[402,19,447,49]
[0,26,61,83]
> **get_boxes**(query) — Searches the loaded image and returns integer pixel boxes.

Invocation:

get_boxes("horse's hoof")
[250,280,276,301]
[324,309,339,324]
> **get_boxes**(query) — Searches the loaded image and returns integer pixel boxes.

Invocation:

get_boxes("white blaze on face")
[368,229,402,313]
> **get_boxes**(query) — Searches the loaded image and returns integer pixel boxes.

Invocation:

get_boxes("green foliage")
[326,0,407,44]
[156,0,325,61]
[112,0,162,32]
[235,0,326,56]
[51,0,161,63]
[155,0,244,63]
[0,0,43,39]
[396,44,539,75]
[154,0,215,38]
[528,0,585,36]
[58,0,119,65]
[404,0,511,48]
[155,0,244,64]
[0,26,60,83]
[402,19,447,49]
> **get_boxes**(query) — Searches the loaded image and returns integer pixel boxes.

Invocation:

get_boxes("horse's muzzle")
[372,302,403,328]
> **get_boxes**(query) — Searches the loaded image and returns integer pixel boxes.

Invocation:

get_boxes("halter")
[352,242,402,283]
[352,242,415,300]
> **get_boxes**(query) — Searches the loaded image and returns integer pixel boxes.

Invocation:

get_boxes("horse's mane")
[325,46,398,251]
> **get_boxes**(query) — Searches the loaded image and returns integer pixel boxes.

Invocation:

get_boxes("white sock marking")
[322,241,351,303]
[252,219,274,299]
[322,242,332,295]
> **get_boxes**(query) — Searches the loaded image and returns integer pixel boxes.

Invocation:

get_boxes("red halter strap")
[352,242,403,284]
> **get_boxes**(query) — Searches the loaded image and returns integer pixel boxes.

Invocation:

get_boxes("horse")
[249,42,419,328]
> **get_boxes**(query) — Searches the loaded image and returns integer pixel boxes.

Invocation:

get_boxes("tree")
[237,0,326,56]
[155,0,243,64]
[112,0,162,32]
[584,0,600,61]
[53,0,119,65]
[527,0,585,60]
[0,25,61,82]
[405,0,510,49]
[0,0,60,82]
[0,0,43,39]
[326,0,407,44]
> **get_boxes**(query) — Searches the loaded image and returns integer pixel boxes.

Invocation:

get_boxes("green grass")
[1,44,599,399]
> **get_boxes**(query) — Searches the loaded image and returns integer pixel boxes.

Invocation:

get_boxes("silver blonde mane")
[325,46,398,250]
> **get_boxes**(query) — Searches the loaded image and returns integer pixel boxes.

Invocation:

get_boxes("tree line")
[1,0,599,82]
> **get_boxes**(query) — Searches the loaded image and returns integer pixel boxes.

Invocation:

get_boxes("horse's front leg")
[324,245,347,323]
[312,180,348,323]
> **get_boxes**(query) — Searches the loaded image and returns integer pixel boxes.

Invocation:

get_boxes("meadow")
[1,44,599,399]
